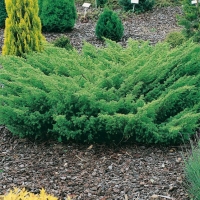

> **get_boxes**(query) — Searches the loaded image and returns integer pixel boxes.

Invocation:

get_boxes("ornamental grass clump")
[95,8,124,42]
[2,0,44,57]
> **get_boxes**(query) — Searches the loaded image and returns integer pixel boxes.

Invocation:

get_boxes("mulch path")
[0,5,192,200]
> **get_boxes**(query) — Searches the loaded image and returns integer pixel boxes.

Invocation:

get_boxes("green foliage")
[2,0,44,57]
[0,39,199,144]
[155,0,181,7]
[118,0,155,13]
[177,0,200,42]
[40,0,77,32]
[97,0,108,7]
[0,0,7,28]
[184,139,200,200]
[38,0,43,16]
[53,35,73,50]
[95,8,124,41]
[165,31,186,48]
[96,0,107,7]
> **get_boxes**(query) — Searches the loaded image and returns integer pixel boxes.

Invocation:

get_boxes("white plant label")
[131,0,139,4]
[82,3,91,8]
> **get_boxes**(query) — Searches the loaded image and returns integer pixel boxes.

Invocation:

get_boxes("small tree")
[0,0,7,28]
[95,8,124,42]
[40,0,77,32]
[178,0,200,42]
[2,0,44,56]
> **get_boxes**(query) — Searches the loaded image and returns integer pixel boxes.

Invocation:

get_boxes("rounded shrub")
[118,0,155,13]
[165,31,186,48]
[0,0,7,28]
[95,8,124,42]
[53,35,73,50]
[40,0,77,32]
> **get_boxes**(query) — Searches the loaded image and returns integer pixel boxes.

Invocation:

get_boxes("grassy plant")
[183,133,200,200]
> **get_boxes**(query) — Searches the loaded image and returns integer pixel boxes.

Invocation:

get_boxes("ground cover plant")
[0,39,199,145]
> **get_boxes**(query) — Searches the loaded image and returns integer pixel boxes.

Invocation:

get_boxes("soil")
[0,6,192,200]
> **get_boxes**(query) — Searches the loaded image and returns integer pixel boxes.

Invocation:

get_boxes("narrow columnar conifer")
[2,0,44,56]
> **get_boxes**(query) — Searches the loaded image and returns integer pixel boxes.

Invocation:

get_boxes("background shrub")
[177,0,200,42]
[97,0,108,7]
[2,0,43,56]
[118,0,155,13]
[95,8,124,41]
[0,0,7,28]
[0,40,199,144]
[165,31,186,48]
[53,35,73,50]
[40,0,77,32]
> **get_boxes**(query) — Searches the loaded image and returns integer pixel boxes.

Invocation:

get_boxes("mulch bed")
[0,126,190,200]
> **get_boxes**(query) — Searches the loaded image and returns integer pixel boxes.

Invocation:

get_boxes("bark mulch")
[0,126,190,200]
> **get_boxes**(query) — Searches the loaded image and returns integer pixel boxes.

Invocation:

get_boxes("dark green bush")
[118,0,155,13]
[0,40,199,144]
[97,0,108,7]
[40,0,77,32]
[165,31,186,48]
[38,0,43,16]
[0,0,7,28]
[95,8,124,42]
[177,0,200,42]
[53,35,73,50]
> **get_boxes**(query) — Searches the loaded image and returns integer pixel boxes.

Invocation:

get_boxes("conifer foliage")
[0,0,7,28]
[118,0,155,13]
[178,0,200,42]
[2,0,44,56]
[40,0,77,32]
[95,8,124,42]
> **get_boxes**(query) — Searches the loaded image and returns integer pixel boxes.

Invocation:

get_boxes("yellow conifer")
[2,0,44,56]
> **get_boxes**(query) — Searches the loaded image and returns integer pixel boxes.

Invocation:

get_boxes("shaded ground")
[0,6,191,200]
